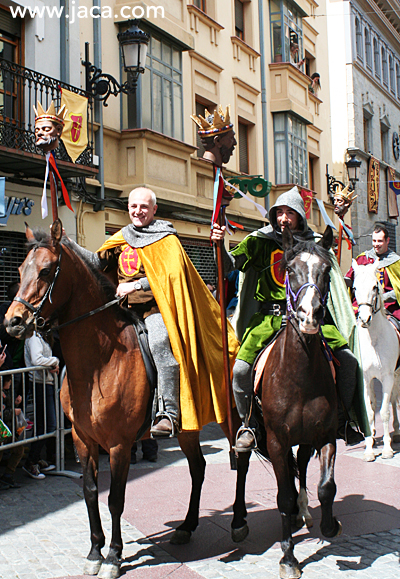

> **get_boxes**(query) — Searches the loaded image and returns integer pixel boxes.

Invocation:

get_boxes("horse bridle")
[356,283,381,315]
[13,247,63,331]
[285,271,329,319]
[13,245,123,333]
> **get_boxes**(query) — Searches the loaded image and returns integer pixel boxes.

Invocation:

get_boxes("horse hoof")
[231,524,249,543]
[392,433,400,443]
[97,562,121,579]
[382,449,394,459]
[296,515,313,529]
[335,520,342,537]
[363,452,375,462]
[279,563,301,578]
[170,529,191,545]
[83,558,104,575]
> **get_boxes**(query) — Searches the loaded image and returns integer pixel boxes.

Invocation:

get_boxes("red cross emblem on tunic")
[271,249,285,287]
[119,245,141,277]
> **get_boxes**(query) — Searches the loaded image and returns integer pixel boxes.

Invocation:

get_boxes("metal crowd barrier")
[0,366,80,478]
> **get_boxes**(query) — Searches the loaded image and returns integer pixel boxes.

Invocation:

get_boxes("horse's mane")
[280,240,332,272]
[27,230,137,324]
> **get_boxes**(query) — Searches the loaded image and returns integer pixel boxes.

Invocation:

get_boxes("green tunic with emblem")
[231,235,347,365]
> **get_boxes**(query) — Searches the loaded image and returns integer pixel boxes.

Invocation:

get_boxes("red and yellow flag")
[60,88,88,163]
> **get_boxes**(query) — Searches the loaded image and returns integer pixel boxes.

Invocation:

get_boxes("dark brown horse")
[4,221,245,579]
[231,226,342,579]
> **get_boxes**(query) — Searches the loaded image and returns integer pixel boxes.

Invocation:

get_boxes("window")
[382,47,388,85]
[0,231,26,302]
[365,28,372,69]
[274,113,308,186]
[193,0,206,11]
[356,17,363,60]
[374,38,380,78]
[238,121,249,174]
[194,99,216,158]
[381,125,389,162]
[122,31,183,140]
[235,0,244,40]
[389,55,395,94]
[270,0,303,66]
[397,64,400,100]
[0,9,22,123]
[363,113,372,153]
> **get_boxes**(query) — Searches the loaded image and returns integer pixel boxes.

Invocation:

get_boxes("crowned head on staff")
[333,184,358,219]
[191,105,236,169]
[34,101,67,153]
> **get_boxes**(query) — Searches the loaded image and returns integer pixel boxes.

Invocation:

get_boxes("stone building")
[0,0,339,299]
[328,0,400,256]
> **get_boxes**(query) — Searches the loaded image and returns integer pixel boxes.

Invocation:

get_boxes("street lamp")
[326,164,346,204]
[82,20,149,106]
[345,148,361,188]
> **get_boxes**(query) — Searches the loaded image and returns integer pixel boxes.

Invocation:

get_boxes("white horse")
[352,260,400,461]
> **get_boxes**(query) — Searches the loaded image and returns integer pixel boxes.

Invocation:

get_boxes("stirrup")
[233,425,257,453]
[150,411,179,438]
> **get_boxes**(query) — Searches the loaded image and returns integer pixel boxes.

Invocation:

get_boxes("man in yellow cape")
[96,187,239,433]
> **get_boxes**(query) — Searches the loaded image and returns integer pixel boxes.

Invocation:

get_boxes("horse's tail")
[288,449,299,481]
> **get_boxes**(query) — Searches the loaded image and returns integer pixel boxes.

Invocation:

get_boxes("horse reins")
[285,272,329,319]
[13,244,123,333]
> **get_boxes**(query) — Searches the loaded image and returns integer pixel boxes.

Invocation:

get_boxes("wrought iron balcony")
[0,58,97,179]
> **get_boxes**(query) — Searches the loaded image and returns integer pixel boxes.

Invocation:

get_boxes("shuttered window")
[181,237,217,286]
[235,0,244,40]
[238,122,249,174]
[0,231,26,302]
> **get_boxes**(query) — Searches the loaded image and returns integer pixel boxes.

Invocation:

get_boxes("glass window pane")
[163,79,172,137]
[153,60,171,75]
[173,83,183,140]
[162,42,172,65]
[173,49,181,70]
[152,36,161,60]
[152,73,162,133]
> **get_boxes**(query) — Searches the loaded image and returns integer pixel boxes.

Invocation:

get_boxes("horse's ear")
[321,225,333,250]
[25,222,35,242]
[51,219,63,246]
[282,226,294,251]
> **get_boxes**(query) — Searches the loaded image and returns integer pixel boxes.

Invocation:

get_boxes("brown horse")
[231,226,342,579]
[4,221,245,579]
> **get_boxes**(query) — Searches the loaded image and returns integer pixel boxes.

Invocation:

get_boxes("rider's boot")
[232,360,257,453]
[150,394,180,438]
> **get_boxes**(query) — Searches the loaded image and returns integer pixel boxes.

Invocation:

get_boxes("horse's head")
[352,259,382,327]
[282,226,333,334]
[4,220,64,339]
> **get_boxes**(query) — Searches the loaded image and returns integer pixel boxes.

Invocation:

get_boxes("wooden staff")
[337,222,343,265]
[215,206,237,470]
[49,169,58,221]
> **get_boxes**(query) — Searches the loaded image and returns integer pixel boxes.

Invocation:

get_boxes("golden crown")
[333,184,358,203]
[191,104,233,136]
[33,101,67,127]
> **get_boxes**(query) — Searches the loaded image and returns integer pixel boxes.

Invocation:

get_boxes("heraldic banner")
[368,156,380,213]
[387,166,399,218]
[60,89,88,163]
[300,189,313,219]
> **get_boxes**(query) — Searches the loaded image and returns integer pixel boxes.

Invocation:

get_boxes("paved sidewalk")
[0,421,399,579]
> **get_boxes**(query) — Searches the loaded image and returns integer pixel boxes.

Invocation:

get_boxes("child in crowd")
[0,375,26,489]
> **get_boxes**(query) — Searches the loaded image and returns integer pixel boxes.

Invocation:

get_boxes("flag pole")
[215,204,237,470]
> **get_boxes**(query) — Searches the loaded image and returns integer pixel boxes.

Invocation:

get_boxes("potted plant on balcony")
[274,46,282,63]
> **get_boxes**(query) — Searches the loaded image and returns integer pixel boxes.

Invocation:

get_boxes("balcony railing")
[0,58,95,174]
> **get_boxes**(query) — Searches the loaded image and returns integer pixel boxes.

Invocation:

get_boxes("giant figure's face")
[216,130,237,164]
[35,119,63,152]
[333,196,350,217]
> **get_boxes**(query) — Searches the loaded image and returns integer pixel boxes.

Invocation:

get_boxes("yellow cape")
[386,261,400,305]
[98,232,240,431]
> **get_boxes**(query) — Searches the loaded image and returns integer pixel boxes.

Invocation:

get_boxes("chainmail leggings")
[145,313,180,423]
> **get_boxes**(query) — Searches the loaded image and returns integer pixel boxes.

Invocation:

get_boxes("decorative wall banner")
[60,89,88,163]
[368,156,380,213]
[387,166,399,218]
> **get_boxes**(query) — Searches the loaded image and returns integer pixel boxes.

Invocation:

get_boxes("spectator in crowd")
[290,42,305,69]
[309,72,321,96]
[23,331,59,480]
[0,375,25,489]
[131,438,158,464]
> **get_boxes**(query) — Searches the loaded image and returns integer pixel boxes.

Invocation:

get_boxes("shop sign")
[0,196,35,226]
[227,176,272,198]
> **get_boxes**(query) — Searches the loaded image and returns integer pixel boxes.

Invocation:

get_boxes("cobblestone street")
[1,420,400,579]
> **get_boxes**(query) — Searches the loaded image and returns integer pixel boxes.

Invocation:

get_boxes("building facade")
[328,0,400,257]
[0,0,340,300]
